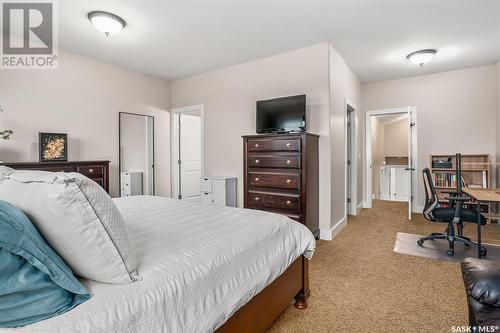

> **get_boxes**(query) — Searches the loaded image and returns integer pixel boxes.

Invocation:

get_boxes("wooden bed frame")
[216,255,310,333]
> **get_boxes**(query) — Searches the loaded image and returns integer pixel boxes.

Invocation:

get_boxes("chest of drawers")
[0,161,110,193]
[243,133,319,238]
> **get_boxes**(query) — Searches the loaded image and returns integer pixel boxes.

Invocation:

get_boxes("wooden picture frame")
[39,132,68,162]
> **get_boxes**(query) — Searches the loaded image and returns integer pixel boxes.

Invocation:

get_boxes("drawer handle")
[286,179,291,184]
[255,159,260,164]
[88,168,94,174]
[255,177,260,182]
[254,143,259,148]
[254,197,260,201]
[286,160,291,164]
[286,200,292,205]
[286,142,291,147]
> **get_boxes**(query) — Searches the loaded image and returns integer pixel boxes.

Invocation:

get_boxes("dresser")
[0,161,110,193]
[243,133,319,238]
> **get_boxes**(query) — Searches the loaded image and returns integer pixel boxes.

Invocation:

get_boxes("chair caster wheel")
[417,240,424,246]
[447,250,454,256]
[481,248,487,257]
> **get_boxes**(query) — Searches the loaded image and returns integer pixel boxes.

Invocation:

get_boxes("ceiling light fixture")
[406,49,437,67]
[88,11,125,37]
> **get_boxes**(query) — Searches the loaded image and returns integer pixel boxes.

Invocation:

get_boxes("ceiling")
[57,1,500,82]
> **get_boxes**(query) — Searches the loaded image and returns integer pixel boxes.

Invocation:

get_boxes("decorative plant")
[0,129,13,140]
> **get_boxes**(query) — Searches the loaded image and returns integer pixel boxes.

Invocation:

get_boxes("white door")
[179,114,201,199]
[407,108,415,220]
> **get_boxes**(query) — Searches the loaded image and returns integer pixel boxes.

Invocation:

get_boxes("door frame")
[118,111,155,196]
[345,99,358,216]
[364,107,418,214]
[170,104,205,199]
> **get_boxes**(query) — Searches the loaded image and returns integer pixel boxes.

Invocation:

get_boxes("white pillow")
[0,167,138,284]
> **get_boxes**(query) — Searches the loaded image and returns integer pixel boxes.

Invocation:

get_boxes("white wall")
[0,50,171,197]
[328,44,363,235]
[171,43,333,234]
[384,118,408,157]
[363,65,497,208]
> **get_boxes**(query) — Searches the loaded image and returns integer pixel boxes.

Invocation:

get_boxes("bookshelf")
[429,154,490,211]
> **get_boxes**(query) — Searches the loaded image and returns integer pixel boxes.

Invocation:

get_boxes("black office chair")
[418,167,487,257]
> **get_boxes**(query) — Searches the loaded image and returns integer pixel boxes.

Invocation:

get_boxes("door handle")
[404,168,415,171]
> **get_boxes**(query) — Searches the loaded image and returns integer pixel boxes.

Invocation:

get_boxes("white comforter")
[6,196,315,333]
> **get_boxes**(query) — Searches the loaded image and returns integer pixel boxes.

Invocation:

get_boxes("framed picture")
[39,133,68,162]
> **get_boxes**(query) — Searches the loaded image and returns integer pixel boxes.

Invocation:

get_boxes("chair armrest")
[462,258,500,308]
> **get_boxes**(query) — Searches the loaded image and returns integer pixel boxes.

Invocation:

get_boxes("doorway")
[365,107,417,220]
[171,105,205,200]
[119,112,155,196]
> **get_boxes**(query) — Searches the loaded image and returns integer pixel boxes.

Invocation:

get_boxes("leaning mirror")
[119,112,155,196]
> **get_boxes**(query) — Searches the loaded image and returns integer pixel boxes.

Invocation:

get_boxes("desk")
[462,188,500,258]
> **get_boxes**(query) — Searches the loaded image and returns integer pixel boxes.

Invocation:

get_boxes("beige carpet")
[267,200,500,333]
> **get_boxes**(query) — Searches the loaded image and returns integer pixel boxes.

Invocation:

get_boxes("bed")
[5,196,315,333]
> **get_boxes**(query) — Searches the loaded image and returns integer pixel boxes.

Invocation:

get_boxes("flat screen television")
[256,94,306,134]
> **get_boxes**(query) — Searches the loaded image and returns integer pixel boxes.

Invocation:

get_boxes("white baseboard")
[356,202,363,214]
[319,229,331,241]
[319,216,348,241]
[413,205,424,214]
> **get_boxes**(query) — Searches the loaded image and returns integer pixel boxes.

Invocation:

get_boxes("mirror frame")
[118,112,155,196]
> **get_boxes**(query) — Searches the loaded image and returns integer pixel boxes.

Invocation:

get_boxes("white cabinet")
[199,176,237,207]
[200,191,213,204]
[121,172,143,197]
